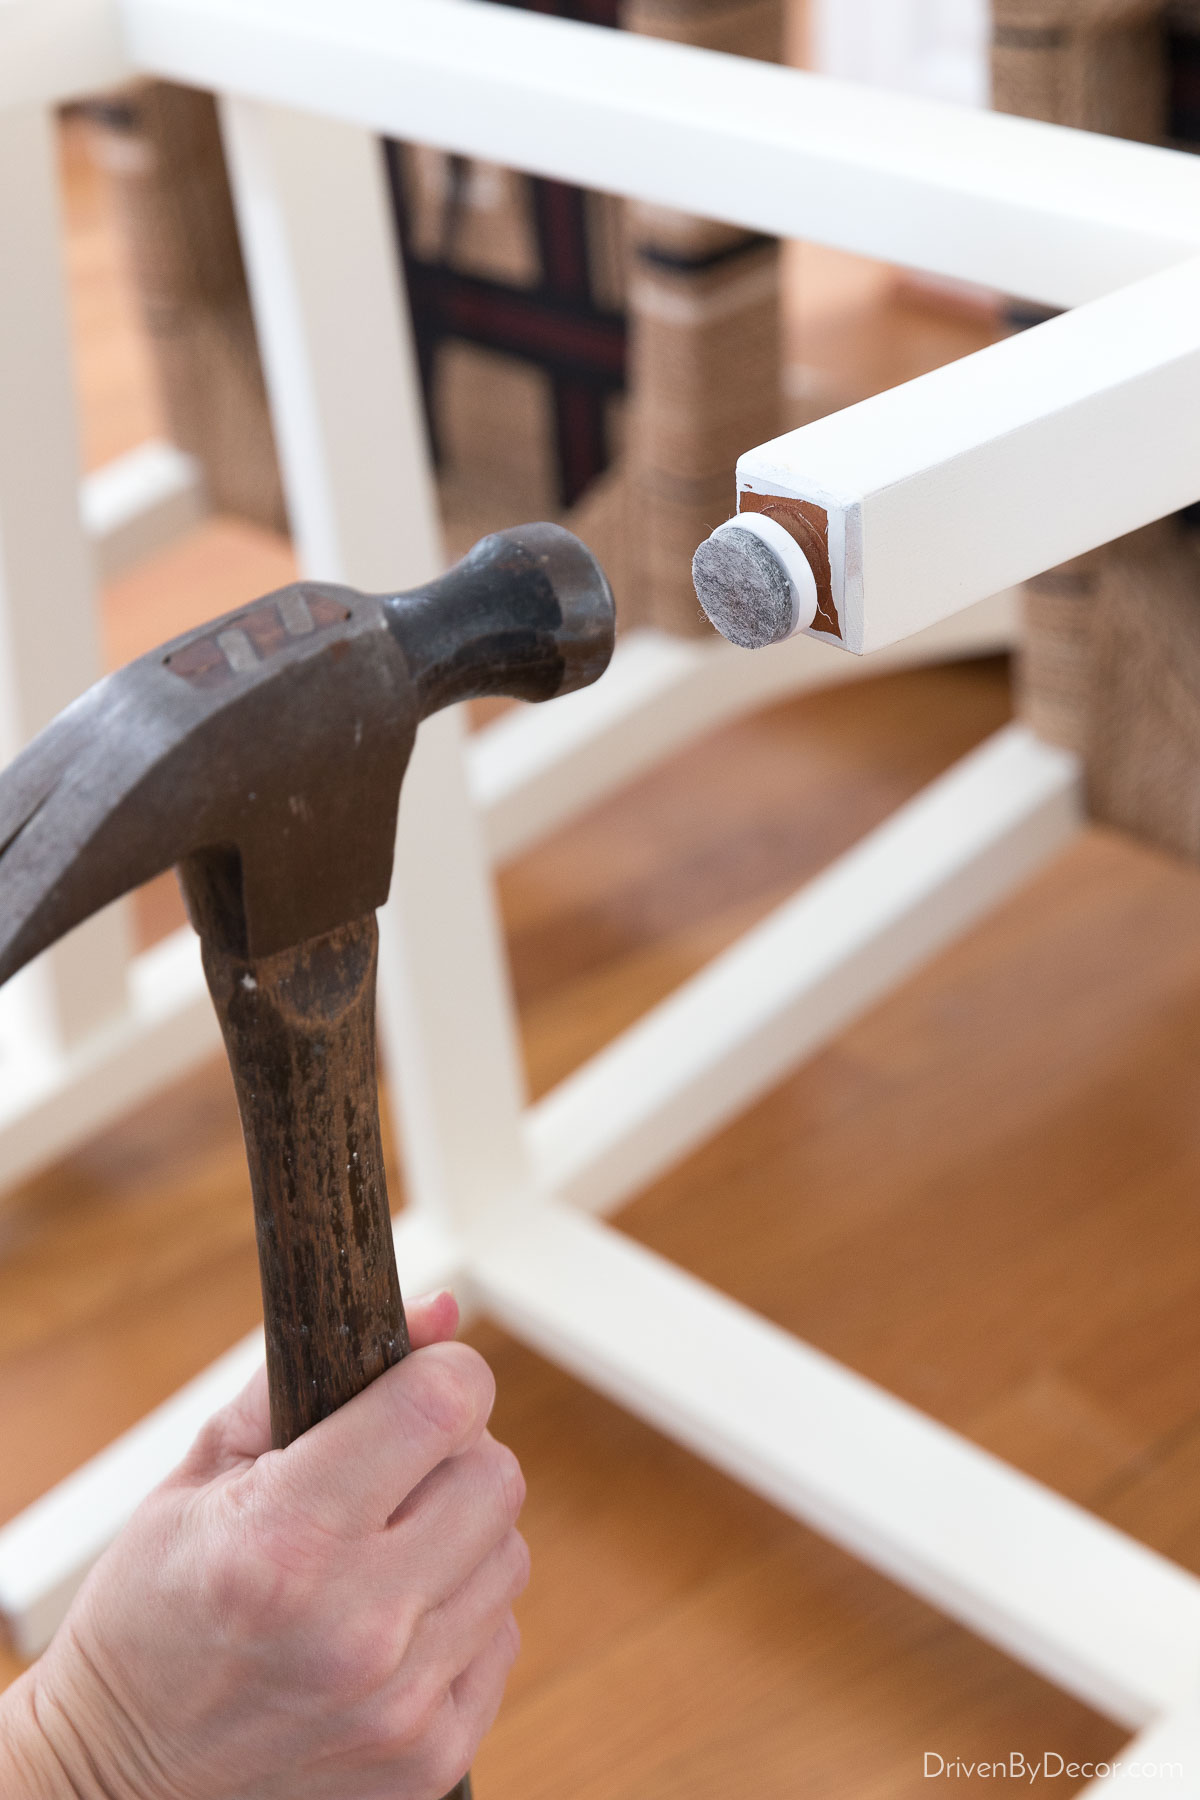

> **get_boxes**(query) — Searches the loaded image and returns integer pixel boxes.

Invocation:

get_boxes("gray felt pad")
[691,527,793,649]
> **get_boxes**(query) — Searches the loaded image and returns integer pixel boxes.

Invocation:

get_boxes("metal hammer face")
[0,522,613,980]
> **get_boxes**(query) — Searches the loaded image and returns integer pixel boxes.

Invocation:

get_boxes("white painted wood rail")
[2,1,1200,1787]
[740,256,1200,650]
[113,0,1200,301]
[0,101,131,1055]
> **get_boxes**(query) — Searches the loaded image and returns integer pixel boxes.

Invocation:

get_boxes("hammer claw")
[0,682,107,861]
[0,524,614,986]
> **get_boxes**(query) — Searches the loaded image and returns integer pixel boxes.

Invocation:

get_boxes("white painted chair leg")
[378,705,535,1241]
[218,97,440,593]
[1079,1711,1200,1793]
[219,97,531,1242]
[0,103,130,1051]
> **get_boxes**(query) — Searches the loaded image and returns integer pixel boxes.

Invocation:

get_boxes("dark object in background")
[1168,2,1200,523]
[80,84,288,535]
[387,0,626,514]
[385,139,627,512]
[1167,0,1200,142]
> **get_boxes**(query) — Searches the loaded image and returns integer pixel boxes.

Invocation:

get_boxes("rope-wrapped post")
[622,0,784,635]
[82,83,287,533]
[992,0,1164,138]
[1020,525,1200,862]
[995,0,1200,862]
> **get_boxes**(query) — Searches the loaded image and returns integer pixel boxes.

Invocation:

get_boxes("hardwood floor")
[3,115,1199,1793]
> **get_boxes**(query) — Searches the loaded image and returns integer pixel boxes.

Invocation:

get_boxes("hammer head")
[0,523,613,979]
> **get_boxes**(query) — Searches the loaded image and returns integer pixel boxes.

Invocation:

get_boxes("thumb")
[175,1290,462,1484]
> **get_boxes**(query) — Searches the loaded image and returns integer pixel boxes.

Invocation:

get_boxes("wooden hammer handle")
[198,911,471,1800]
[200,913,406,1444]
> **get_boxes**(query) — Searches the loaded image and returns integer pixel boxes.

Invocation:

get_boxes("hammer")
[0,522,615,1800]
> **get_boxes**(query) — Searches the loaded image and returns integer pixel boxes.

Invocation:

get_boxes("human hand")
[0,1291,526,1800]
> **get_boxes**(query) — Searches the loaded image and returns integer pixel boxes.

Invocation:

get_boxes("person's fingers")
[405,1615,521,1798]
[449,1613,521,1742]
[406,1290,460,1351]
[179,1291,460,1492]
[385,1431,525,1601]
[410,1528,530,1684]
[267,1340,496,1535]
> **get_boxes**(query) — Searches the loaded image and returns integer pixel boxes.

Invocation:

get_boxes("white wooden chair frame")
[4,3,1200,1789]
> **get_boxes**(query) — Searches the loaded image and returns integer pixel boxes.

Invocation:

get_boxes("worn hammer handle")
[197,910,470,1800]
[200,913,406,1444]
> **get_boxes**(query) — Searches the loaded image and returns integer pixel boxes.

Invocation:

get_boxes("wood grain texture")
[192,911,407,1447]
[186,894,472,1800]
